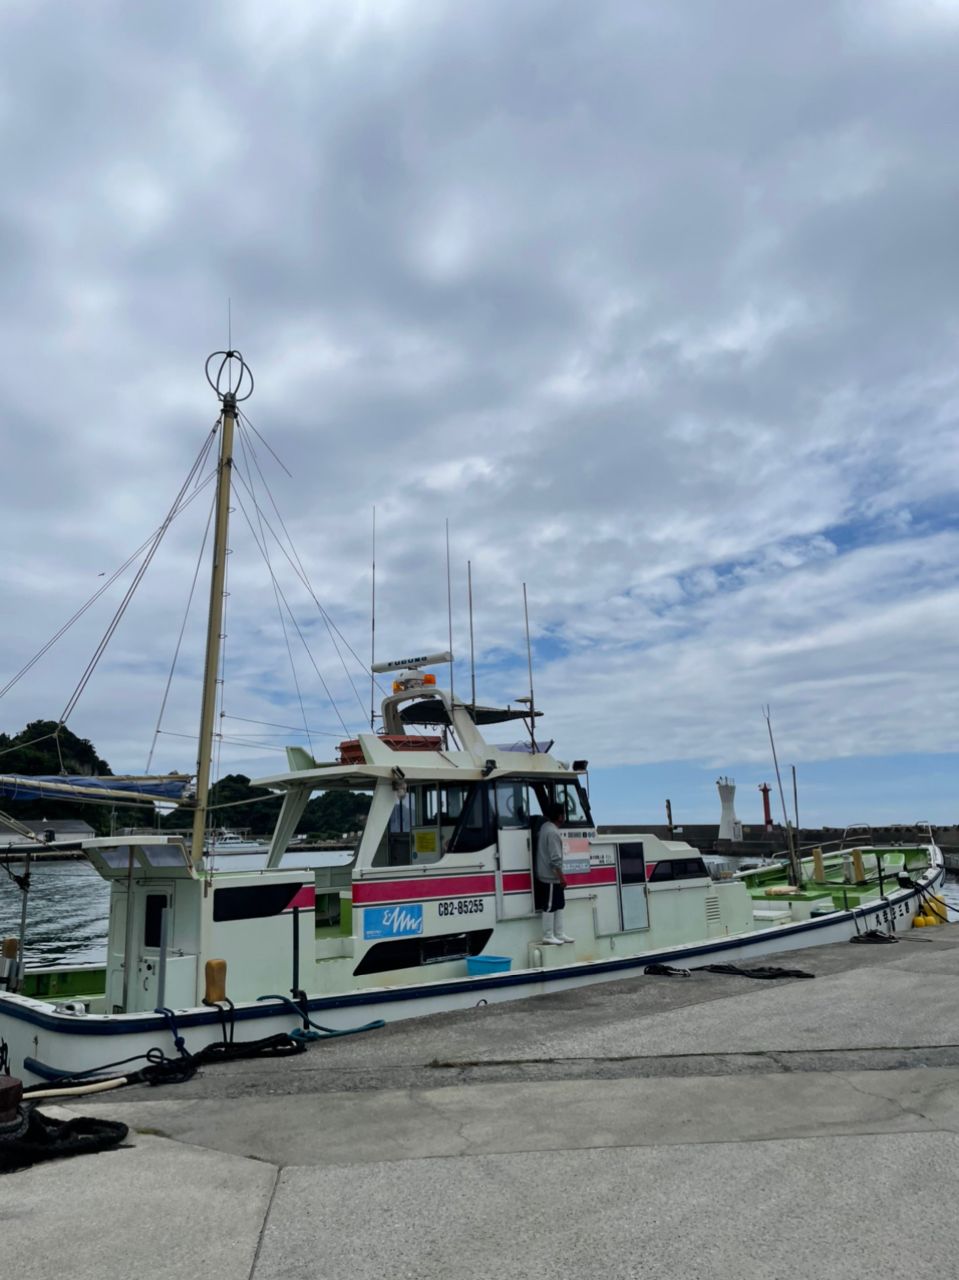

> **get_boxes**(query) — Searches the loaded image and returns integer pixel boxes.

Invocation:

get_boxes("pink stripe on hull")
[567,868,617,887]
[353,874,496,905]
[285,886,316,910]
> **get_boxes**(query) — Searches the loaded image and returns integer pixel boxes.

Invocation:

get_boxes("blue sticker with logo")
[363,903,424,940]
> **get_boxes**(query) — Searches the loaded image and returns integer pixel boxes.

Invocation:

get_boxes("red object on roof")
[338,735,444,764]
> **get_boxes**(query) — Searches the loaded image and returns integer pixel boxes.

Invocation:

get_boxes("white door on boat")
[493,780,535,918]
[618,842,650,931]
[134,883,173,1008]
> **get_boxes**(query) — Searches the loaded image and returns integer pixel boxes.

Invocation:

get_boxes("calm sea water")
[0,849,352,967]
[0,859,110,966]
[1,856,957,969]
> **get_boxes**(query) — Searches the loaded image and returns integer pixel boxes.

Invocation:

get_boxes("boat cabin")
[58,662,754,1014]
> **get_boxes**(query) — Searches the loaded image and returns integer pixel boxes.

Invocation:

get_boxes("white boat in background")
[206,830,268,855]
[0,352,945,1085]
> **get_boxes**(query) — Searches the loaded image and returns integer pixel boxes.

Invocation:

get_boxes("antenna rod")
[763,705,801,886]
[370,506,376,731]
[523,582,536,751]
[191,350,252,867]
[467,559,476,707]
[445,518,454,706]
[791,763,800,837]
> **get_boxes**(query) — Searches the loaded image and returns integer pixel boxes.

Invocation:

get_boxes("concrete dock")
[7,927,959,1279]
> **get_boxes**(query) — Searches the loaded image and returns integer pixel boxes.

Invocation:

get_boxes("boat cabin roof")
[253,749,582,794]
[399,700,541,727]
[81,834,196,878]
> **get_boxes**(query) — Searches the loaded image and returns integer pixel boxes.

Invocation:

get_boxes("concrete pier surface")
[7,927,959,1279]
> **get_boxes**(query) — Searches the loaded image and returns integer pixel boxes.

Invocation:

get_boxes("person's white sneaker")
[556,934,575,943]
[541,933,562,945]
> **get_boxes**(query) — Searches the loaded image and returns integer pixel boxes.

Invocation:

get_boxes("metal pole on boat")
[12,846,31,992]
[121,844,136,1011]
[791,765,800,838]
[445,518,455,708]
[523,582,536,751]
[291,905,301,998]
[370,505,377,731]
[467,559,476,708]
[763,706,802,887]
[190,352,253,867]
[156,906,169,1009]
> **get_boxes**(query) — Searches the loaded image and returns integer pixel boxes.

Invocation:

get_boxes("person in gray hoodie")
[535,801,574,944]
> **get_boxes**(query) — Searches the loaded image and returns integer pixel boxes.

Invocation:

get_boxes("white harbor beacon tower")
[716,776,743,842]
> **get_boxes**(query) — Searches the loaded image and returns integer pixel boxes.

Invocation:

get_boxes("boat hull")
[1,858,944,1085]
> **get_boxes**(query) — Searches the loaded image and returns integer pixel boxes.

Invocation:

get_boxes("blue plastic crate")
[466,954,512,976]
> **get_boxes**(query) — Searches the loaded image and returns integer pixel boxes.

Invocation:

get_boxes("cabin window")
[647,857,710,883]
[447,783,496,853]
[374,784,479,865]
[618,842,646,885]
[494,780,529,829]
[143,893,169,947]
[532,780,593,826]
[386,792,415,865]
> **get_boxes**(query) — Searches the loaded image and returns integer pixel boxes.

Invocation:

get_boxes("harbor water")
[0,849,352,966]
[1,853,957,968]
[0,859,109,966]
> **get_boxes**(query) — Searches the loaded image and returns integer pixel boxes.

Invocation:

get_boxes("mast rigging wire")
[56,428,221,730]
[0,429,218,706]
[236,418,383,706]
[236,425,313,759]
[230,482,352,737]
[145,486,218,773]
[222,714,341,737]
[236,423,370,715]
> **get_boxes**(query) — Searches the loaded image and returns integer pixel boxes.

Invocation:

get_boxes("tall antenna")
[445,518,454,706]
[191,350,253,867]
[763,705,802,886]
[523,581,536,751]
[791,763,800,834]
[370,505,376,731]
[467,559,476,707]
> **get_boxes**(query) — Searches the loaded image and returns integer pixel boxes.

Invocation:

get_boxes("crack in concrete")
[427,1042,959,1071]
[247,1163,281,1280]
[837,1071,959,1133]
[407,1086,472,1155]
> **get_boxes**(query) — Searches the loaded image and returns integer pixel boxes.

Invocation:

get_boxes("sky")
[0,0,956,826]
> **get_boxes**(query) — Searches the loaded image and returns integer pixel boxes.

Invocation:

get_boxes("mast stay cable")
[56,428,221,733]
[230,481,352,738]
[236,424,314,759]
[0,427,218,709]
[145,485,218,773]
[238,413,384,708]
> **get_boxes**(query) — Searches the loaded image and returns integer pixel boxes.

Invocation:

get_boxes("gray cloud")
[0,1,956,806]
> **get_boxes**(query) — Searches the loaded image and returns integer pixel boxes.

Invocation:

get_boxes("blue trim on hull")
[2,874,939,1044]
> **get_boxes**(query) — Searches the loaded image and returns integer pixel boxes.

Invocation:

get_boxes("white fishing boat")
[0,353,945,1085]
[205,831,270,856]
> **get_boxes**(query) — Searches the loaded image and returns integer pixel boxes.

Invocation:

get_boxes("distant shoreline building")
[716,777,742,842]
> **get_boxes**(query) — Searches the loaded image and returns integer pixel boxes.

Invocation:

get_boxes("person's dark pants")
[534,879,565,913]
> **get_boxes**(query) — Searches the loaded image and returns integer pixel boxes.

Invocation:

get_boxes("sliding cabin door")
[618,842,650,931]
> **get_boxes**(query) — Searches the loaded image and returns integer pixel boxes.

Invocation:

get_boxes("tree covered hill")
[0,719,142,835]
[1,722,369,839]
[160,773,370,838]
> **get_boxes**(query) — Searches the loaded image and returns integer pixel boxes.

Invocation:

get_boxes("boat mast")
[190,351,253,866]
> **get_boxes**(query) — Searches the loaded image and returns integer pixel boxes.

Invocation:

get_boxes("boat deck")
[739,845,926,911]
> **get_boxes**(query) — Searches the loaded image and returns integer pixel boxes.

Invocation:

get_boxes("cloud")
[0,1,955,816]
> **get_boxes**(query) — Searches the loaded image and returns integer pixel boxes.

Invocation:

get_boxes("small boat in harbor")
[0,353,945,1085]
[205,830,270,856]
